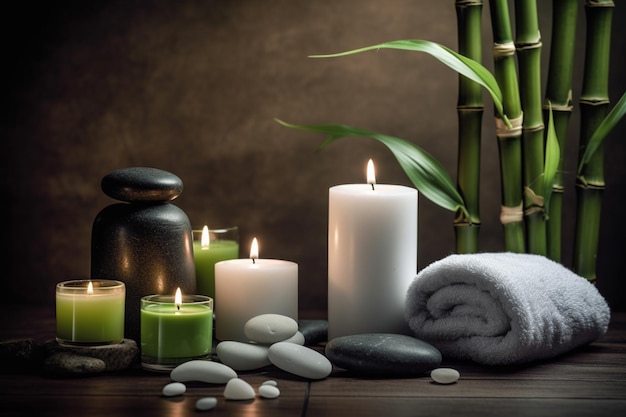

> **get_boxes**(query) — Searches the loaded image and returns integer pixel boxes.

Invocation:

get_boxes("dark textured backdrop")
[4,0,626,313]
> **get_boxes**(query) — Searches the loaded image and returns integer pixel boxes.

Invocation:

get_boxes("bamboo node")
[575,176,606,190]
[456,0,482,6]
[495,114,523,138]
[524,186,545,206]
[580,98,611,107]
[493,42,515,58]
[542,102,572,112]
[516,40,542,52]
[500,203,524,224]
[523,124,545,133]
[524,205,545,216]
[586,0,615,8]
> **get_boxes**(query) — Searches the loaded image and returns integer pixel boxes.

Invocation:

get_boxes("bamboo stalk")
[515,0,547,256]
[489,0,525,253]
[543,0,579,262]
[574,0,614,282]
[454,0,484,253]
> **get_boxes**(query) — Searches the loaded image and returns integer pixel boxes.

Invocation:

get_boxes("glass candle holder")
[140,293,213,372]
[192,226,239,300]
[56,279,125,346]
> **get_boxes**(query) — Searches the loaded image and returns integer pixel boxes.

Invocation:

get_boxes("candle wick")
[177,304,180,311]
[371,183,375,191]
[252,258,256,264]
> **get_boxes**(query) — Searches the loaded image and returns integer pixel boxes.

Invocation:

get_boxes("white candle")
[328,159,418,339]
[215,238,298,341]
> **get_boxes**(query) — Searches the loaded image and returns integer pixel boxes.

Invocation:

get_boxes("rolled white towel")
[405,252,610,365]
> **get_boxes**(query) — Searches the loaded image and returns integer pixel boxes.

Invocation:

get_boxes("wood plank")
[0,371,309,417]
[305,398,626,417]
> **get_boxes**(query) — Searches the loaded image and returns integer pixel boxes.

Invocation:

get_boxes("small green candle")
[56,279,125,346]
[140,289,213,371]
[193,226,239,299]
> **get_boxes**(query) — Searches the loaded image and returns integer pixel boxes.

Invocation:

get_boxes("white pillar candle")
[215,238,298,342]
[328,159,418,340]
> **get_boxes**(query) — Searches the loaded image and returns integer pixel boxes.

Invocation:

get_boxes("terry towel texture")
[405,252,610,365]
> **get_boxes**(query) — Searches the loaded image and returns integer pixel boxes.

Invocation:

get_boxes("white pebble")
[170,360,237,384]
[195,397,218,411]
[216,341,271,371]
[261,380,278,387]
[258,384,280,399]
[162,382,186,397]
[268,342,332,380]
[281,331,305,345]
[244,314,298,344]
[224,378,256,400]
[430,367,460,384]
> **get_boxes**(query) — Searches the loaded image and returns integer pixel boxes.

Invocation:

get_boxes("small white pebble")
[195,397,218,411]
[170,360,237,384]
[162,382,186,396]
[224,378,256,400]
[430,367,460,384]
[258,384,280,399]
[261,380,278,387]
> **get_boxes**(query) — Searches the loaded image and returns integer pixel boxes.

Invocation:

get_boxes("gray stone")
[325,333,442,375]
[298,320,328,345]
[0,338,43,373]
[44,352,106,376]
[43,339,139,371]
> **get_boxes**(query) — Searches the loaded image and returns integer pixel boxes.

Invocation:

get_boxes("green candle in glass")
[140,288,213,372]
[56,279,125,346]
[193,226,239,300]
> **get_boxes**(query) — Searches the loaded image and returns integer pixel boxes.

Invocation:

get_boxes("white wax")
[328,183,418,339]
[215,259,298,342]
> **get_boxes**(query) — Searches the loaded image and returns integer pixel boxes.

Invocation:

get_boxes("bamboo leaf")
[543,103,560,217]
[310,39,508,127]
[577,90,626,173]
[276,119,468,217]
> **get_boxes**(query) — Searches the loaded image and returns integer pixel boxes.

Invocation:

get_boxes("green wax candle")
[56,280,125,346]
[140,292,213,370]
[193,226,239,299]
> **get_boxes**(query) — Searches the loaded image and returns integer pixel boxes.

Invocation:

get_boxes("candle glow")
[201,225,210,249]
[175,287,182,310]
[87,281,94,294]
[250,237,259,262]
[367,159,376,189]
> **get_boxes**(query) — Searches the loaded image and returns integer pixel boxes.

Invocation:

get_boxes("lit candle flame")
[367,159,376,190]
[250,237,259,264]
[87,281,94,294]
[201,225,210,249]
[175,287,182,311]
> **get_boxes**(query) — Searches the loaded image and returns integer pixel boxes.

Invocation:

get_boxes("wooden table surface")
[1,305,625,417]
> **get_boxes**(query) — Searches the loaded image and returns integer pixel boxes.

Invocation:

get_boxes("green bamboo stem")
[454,0,483,253]
[544,0,579,262]
[515,0,547,256]
[489,0,525,253]
[574,0,614,282]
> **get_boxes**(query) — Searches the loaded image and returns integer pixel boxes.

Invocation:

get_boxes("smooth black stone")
[298,320,328,345]
[101,167,183,202]
[325,333,442,375]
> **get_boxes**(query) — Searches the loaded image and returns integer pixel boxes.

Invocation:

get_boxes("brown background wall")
[4,0,626,313]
